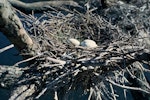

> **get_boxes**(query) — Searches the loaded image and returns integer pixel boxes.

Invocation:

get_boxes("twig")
[123,89,127,100]
[14,54,41,66]
[109,83,117,100]
[54,90,58,100]
[88,87,94,100]
[106,79,150,94]
[35,88,47,99]
[94,85,102,100]
[46,57,66,65]
[0,44,14,53]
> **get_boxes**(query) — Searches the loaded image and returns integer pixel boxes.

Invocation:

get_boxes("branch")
[0,0,37,57]
[106,79,150,94]
[0,44,14,53]
[9,84,36,100]
[8,0,82,13]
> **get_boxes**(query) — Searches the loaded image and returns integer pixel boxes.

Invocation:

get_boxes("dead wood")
[8,0,82,13]
[0,0,38,57]
[0,65,23,88]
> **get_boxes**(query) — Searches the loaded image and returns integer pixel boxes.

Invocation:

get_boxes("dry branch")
[0,0,37,56]
[9,84,36,100]
[0,44,14,53]
[8,0,82,13]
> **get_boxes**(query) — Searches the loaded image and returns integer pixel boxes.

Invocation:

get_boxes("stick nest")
[16,2,150,99]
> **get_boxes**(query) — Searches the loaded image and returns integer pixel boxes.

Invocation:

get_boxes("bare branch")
[106,79,150,94]
[0,0,37,56]
[0,44,14,53]
[8,0,81,13]
[46,57,66,65]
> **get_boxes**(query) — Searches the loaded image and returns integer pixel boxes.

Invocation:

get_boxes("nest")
[16,2,150,100]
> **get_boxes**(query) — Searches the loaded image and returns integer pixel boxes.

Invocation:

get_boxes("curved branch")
[8,0,81,13]
[0,0,37,56]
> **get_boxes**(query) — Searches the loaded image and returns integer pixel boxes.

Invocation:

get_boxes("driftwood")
[0,0,37,56]
[8,0,82,13]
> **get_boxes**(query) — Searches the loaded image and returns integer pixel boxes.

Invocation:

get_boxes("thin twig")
[14,54,41,66]
[106,79,150,94]
[46,57,66,65]
[109,83,117,100]
[0,44,14,53]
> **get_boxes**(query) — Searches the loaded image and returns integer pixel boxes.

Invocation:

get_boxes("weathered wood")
[0,0,37,56]
[8,0,82,13]
[0,65,23,88]
[9,84,36,100]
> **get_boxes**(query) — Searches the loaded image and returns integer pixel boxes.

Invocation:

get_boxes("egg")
[68,38,80,46]
[80,39,98,48]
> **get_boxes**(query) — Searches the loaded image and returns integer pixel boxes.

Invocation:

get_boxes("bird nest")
[17,3,150,99]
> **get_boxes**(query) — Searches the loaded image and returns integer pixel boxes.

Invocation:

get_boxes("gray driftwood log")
[8,0,82,13]
[0,0,37,56]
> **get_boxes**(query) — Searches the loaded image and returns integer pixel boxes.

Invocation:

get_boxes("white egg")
[68,38,80,46]
[80,39,98,48]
